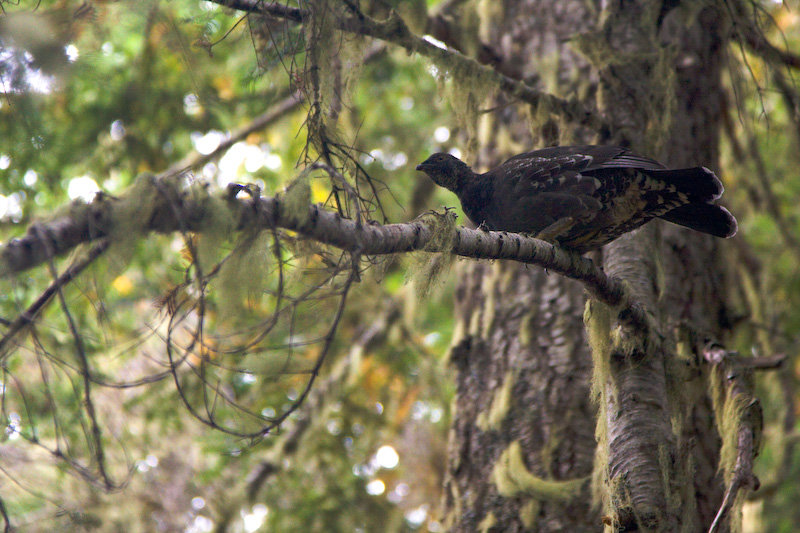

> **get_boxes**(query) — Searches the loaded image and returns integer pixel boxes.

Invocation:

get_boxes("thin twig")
[0,240,110,361]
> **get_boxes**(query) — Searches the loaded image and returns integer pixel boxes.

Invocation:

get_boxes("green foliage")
[1,0,798,531]
[0,1,455,531]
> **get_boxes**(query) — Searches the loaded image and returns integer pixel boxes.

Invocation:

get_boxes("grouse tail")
[648,166,723,202]
[657,203,738,238]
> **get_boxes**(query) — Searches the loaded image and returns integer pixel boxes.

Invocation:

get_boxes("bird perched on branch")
[416,145,737,253]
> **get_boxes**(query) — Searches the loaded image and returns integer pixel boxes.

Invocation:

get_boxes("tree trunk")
[440,1,599,531]
[441,1,734,531]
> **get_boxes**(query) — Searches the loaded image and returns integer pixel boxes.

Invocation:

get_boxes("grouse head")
[416,153,473,192]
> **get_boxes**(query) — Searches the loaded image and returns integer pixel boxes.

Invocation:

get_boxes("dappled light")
[0,0,798,532]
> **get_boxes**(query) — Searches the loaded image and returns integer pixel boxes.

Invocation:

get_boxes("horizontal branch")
[212,0,605,131]
[0,177,642,324]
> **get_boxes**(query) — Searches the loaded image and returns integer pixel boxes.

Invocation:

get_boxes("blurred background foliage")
[0,0,798,532]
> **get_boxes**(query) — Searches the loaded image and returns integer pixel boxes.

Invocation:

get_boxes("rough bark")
[442,262,596,532]
[442,1,740,532]
[596,3,733,531]
[440,1,599,531]
[660,6,731,530]
[593,2,683,530]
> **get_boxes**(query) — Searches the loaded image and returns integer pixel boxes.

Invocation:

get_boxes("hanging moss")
[433,41,496,163]
[492,441,589,500]
[477,511,498,532]
[74,173,163,288]
[280,171,313,228]
[193,182,237,273]
[408,209,458,300]
[475,369,515,431]
[216,230,272,323]
[584,299,614,515]
[709,376,751,533]
[305,0,368,173]
[518,500,541,529]
[479,265,501,339]
[584,299,613,403]
[643,46,678,152]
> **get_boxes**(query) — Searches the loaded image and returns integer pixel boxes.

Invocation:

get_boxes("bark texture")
[440,0,599,531]
[442,1,736,532]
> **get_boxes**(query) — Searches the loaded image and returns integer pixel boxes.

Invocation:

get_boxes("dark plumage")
[416,145,737,253]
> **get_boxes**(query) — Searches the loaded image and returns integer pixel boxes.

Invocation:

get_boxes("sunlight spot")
[202,162,217,179]
[6,193,23,221]
[264,153,282,170]
[411,401,428,420]
[184,93,202,116]
[326,418,342,436]
[385,152,407,171]
[110,119,125,141]
[243,144,264,172]
[187,515,213,533]
[405,504,429,527]
[434,126,450,143]
[193,130,225,155]
[242,504,268,532]
[0,155,10,170]
[68,175,100,201]
[219,141,249,183]
[369,149,384,163]
[65,44,79,62]
[192,497,206,510]
[400,96,414,111]
[24,169,38,186]
[423,332,441,346]
[112,275,133,296]
[101,42,114,55]
[366,479,385,495]
[448,147,462,159]
[388,482,409,504]
[376,445,399,469]
[6,412,21,440]
[422,35,448,50]
[146,454,158,467]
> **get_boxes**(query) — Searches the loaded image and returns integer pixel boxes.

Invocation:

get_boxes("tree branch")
[161,90,304,179]
[703,343,764,533]
[212,0,605,131]
[0,177,644,327]
[727,1,800,70]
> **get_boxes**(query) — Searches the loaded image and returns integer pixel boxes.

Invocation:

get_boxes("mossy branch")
[211,0,605,132]
[1,175,646,328]
[703,342,768,533]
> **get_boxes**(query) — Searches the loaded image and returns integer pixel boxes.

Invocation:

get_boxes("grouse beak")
[415,163,429,172]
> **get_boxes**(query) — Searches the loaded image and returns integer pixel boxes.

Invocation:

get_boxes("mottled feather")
[416,146,737,253]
